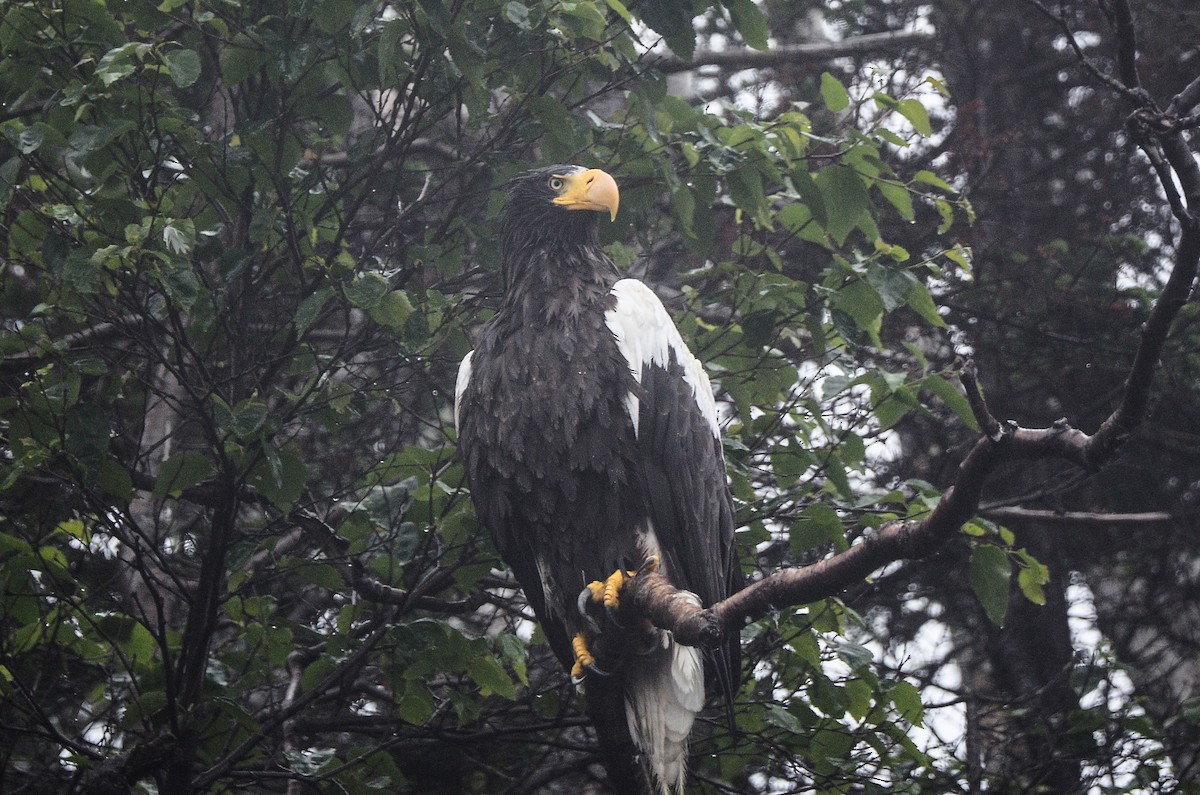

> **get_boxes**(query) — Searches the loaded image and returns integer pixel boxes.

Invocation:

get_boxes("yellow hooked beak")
[551,168,619,222]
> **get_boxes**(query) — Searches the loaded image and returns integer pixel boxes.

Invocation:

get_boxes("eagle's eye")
[548,176,564,191]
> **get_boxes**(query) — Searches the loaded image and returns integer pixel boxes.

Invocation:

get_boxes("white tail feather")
[624,603,705,795]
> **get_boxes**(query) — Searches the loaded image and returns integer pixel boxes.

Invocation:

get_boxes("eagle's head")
[501,165,620,256]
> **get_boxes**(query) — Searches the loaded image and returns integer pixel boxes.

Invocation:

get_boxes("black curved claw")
[586,660,612,677]
[576,586,603,634]
[570,659,613,686]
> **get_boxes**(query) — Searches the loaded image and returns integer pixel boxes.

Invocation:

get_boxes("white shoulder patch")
[604,279,719,438]
[454,350,473,433]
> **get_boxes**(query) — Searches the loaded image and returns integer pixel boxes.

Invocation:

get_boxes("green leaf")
[935,197,955,234]
[765,702,806,733]
[832,639,873,671]
[467,654,516,699]
[865,263,916,312]
[397,680,435,725]
[163,48,201,87]
[832,279,883,342]
[820,72,851,113]
[816,166,871,245]
[604,0,632,23]
[727,164,766,219]
[638,0,696,59]
[247,446,308,510]
[871,385,911,431]
[346,272,391,309]
[369,290,414,331]
[726,0,769,51]
[844,677,873,719]
[295,287,335,335]
[889,680,924,727]
[877,180,915,221]
[897,98,932,136]
[914,169,957,194]
[504,1,531,29]
[153,451,216,500]
[922,374,979,432]
[790,503,846,554]
[94,458,133,501]
[1018,564,1048,605]
[220,35,268,86]
[969,545,1012,627]
[1016,549,1050,605]
[905,280,948,328]
[944,243,973,274]
[213,396,269,438]
[96,42,144,86]
[16,125,44,154]
[313,0,358,33]
[527,96,579,161]
[496,634,529,686]
[94,613,156,665]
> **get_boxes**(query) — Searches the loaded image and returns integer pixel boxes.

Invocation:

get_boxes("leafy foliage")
[1,0,1183,793]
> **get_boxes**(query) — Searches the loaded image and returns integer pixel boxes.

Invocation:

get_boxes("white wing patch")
[454,350,473,432]
[604,279,719,439]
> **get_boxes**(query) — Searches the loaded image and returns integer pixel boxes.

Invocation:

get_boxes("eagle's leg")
[570,631,611,682]
[571,557,663,681]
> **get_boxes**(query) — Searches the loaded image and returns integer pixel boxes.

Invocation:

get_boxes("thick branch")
[647,29,934,75]
[980,507,1182,527]
[1109,0,1142,92]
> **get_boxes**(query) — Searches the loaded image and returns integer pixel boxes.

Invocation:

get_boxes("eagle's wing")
[603,279,739,612]
[455,348,575,666]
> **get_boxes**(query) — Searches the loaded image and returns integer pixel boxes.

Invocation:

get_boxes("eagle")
[455,165,741,794]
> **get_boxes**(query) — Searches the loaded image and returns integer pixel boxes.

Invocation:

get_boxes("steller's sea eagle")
[455,165,741,794]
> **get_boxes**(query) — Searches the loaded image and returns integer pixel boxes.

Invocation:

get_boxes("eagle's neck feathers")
[498,218,620,327]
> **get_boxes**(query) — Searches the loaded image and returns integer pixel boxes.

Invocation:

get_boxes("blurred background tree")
[0,0,1196,792]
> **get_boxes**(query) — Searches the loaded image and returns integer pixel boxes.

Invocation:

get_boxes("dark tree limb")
[980,507,1184,528]
[647,29,934,75]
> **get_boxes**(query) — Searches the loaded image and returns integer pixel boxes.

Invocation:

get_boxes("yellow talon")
[571,632,594,680]
[602,569,626,610]
[584,579,605,603]
[594,557,661,611]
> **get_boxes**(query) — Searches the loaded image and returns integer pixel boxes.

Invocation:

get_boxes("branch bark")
[647,29,934,74]
[979,507,1183,528]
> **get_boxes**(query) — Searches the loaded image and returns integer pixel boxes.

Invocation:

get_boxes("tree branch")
[979,507,1184,527]
[646,29,934,75]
